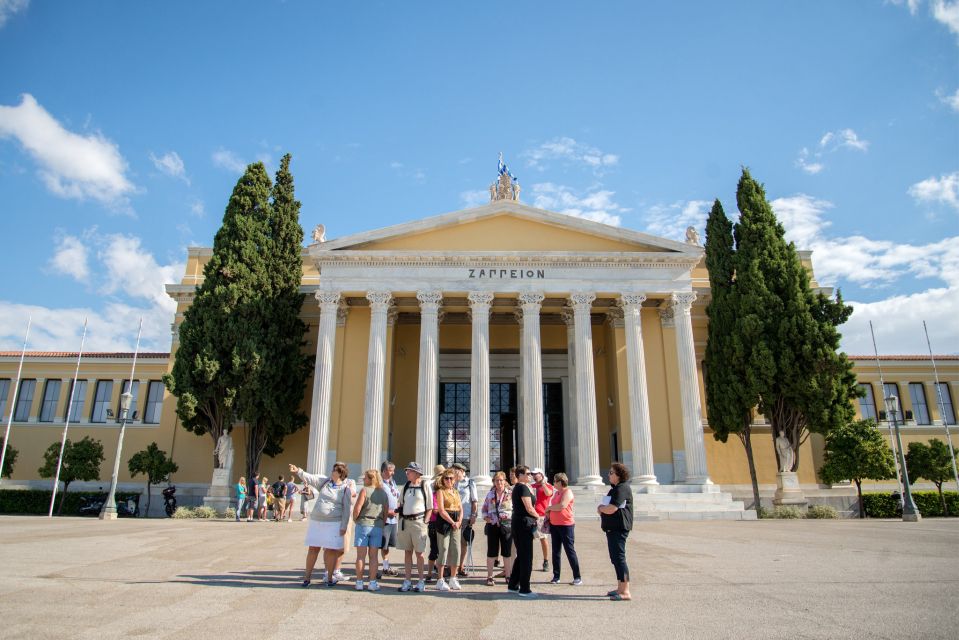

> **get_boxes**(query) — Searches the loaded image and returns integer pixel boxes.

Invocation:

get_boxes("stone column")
[415,291,442,473]
[620,294,658,487]
[468,291,494,486]
[306,291,340,475]
[561,308,579,483]
[671,292,712,484]
[361,291,393,471]
[519,292,546,472]
[569,293,604,486]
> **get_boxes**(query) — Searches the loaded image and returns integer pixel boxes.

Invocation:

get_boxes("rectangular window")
[67,380,87,423]
[908,383,930,425]
[14,379,36,422]
[857,383,878,421]
[39,380,62,422]
[90,380,113,423]
[144,381,164,424]
[117,380,140,420]
[0,379,9,420]
[882,382,902,418]
[935,383,956,425]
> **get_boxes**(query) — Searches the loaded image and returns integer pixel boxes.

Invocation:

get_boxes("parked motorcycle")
[162,485,177,517]
[77,493,139,517]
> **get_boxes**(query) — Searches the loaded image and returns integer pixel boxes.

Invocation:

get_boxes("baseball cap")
[450,462,467,472]
[531,467,545,476]
[404,461,424,475]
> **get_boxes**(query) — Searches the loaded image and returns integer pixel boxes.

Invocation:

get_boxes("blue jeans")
[550,524,581,580]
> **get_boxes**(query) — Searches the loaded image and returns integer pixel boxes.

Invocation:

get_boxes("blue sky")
[0,1,957,355]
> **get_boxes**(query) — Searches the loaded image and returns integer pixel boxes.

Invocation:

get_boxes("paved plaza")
[0,515,957,639]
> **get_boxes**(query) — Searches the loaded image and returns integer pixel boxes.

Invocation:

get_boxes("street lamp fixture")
[884,395,921,523]
[99,390,133,520]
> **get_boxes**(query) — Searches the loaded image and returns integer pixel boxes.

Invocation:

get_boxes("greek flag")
[497,153,516,180]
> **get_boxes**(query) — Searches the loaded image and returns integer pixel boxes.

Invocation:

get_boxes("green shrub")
[193,505,217,519]
[0,489,140,516]
[172,506,195,519]
[770,506,804,519]
[222,507,236,519]
[806,504,838,519]
[756,506,770,519]
[862,491,958,518]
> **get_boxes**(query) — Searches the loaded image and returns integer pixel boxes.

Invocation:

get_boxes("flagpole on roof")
[870,321,905,507]
[0,317,31,487]
[48,318,88,517]
[923,320,959,494]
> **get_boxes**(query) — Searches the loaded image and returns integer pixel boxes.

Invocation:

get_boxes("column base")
[630,477,659,492]
[683,475,714,486]
[576,475,605,486]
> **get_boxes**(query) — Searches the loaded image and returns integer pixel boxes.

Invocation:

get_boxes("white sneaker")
[571,578,583,586]
[368,580,380,592]
[319,571,328,582]
[414,579,425,592]
[436,578,450,592]
[399,579,412,592]
[449,578,462,591]
[355,580,364,591]
[333,570,345,581]
[517,591,538,598]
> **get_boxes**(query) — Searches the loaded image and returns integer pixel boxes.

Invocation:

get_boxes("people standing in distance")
[395,462,433,593]
[352,469,388,592]
[530,468,554,572]
[258,476,269,521]
[290,461,353,588]
[425,464,445,582]
[433,470,463,591]
[271,475,288,522]
[235,476,247,522]
[508,466,540,597]
[481,471,513,586]
[379,461,400,578]
[284,476,298,522]
[299,480,314,521]
[598,462,633,601]
[451,462,478,578]
[545,473,582,585]
[245,472,259,521]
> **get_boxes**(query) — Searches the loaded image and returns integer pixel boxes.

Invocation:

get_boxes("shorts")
[274,498,287,514]
[381,523,397,549]
[354,524,383,548]
[486,522,513,558]
[532,516,547,540]
[304,520,345,549]
[243,497,256,512]
[396,518,429,554]
[257,495,266,509]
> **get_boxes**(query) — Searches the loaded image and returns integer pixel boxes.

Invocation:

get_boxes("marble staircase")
[568,483,757,521]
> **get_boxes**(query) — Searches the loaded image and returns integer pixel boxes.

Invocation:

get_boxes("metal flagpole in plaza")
[869,321,904,507]
[923,320,959,494]
[0,317,31,487]
[100,317,143,520]
[48,319,88,517]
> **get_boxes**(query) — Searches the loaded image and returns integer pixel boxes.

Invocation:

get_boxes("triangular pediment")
[315,201,698,255]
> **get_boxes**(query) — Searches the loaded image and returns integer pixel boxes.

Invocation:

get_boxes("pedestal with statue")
[203,432,235,512]
[772,432,807,507]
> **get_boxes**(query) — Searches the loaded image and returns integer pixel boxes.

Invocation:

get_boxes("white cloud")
[642,199,712,241]
[522,137,619,175]
[460,189,488,208]
[909,171,959,211]
[389,161,426,183]
[190,200,205,217]
[48,234,90,283]
[936,87,959,111]
[794,128,869,175]
[0,94,135,210]
[150,150,188,183]
[932,0,959,37]
[0,232,182,352]
[0,0,28,28]
[841,287,959,355]
[530,183,628,226]
[212,148,246,173]
[887,0,922,14]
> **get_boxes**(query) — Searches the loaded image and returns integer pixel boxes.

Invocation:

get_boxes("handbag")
[540,515,550,535]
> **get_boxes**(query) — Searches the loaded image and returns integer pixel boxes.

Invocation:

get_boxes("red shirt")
[532,481,554,516]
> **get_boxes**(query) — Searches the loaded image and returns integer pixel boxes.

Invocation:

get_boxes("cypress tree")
[164,163,273,465]
[704,198,761,510]
[733,169,858,472]
[235,154,310,481]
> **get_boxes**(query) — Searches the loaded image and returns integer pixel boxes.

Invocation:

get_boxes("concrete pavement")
[0,515,956,639]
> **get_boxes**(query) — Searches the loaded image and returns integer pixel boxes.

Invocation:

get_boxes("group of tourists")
[236,472,315,523]
[287,458,635,601]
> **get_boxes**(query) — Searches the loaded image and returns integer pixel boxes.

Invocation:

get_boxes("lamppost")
[884,395,921,523]
[100,391,133,520]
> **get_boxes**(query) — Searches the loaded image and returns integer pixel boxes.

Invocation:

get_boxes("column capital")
[467,291,495,307]
[416,290,443,310]
[560,307,576,326]
[568,292,596,310]
[336,302,349,326]
[605,306,625,328]
[659,302,675,328]
[670,291,697,313]
[387,306,399,326]
[315,290,341,307]
[366,290,393,311]
[518,292,545,307]
[619,293,648,309]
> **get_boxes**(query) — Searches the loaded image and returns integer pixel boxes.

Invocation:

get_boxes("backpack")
[401,481,428,511]
[272,481,285,498]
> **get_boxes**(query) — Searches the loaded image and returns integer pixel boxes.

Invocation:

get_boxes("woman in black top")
[508,465,540,597]
[597,462,633,601]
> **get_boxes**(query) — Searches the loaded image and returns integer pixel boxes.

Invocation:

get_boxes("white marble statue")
[685,226,700,245]
[312,224,326,243]
[775,431,794,473]
[214,432,234,475]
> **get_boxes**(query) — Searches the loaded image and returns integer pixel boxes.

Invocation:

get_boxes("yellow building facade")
[2,195,957,515]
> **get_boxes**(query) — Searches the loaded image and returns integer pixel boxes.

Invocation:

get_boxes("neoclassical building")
[2,172,957,516]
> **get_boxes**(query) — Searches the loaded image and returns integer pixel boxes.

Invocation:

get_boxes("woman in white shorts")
[290,461,353,588]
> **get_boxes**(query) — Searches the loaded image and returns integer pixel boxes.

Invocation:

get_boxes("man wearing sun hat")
[395,461,433,593]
